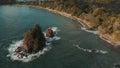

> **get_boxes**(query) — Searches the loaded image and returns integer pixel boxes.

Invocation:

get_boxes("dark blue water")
[0,5,120,68]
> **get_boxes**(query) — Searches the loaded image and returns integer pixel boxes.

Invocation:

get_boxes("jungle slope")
[17,0,120,46]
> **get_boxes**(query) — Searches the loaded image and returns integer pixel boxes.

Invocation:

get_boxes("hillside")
[14,0,120,45]
[37,0,120,44]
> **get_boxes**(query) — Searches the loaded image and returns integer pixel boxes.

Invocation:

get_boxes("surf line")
[73,44,108,54]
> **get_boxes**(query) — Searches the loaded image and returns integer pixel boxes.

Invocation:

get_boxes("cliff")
[23,24,46,53]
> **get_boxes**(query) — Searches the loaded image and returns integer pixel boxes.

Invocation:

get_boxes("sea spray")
[73,44,108,54]
[7,40,52,62]
[7,27,61,62]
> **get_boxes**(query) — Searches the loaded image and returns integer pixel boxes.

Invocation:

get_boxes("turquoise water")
[0,5,120,68]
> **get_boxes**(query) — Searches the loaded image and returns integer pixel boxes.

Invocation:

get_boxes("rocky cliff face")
[23,24,46,53]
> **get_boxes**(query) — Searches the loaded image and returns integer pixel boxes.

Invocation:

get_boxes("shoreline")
[17,5,120,46]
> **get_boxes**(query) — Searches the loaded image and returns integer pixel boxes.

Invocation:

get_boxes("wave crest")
[81,27,97,34]
[73,44,108,54]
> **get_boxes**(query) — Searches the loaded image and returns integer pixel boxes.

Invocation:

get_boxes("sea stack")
[23,24,46,53]
[45,28,54,37]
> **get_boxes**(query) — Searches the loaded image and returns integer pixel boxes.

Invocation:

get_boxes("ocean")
[0,5,120,68]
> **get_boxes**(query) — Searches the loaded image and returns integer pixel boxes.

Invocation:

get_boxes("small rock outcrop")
[45,28,54,37]
[23,24,46,53]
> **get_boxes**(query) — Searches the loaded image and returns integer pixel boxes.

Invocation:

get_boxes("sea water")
[0,5,120,68]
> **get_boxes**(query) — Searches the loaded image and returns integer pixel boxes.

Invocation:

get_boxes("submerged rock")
[45,28,54,37]
[23,24,46,53]
[115,64,120,68]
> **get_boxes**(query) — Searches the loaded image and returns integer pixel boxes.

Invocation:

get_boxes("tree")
[0,0,16,5]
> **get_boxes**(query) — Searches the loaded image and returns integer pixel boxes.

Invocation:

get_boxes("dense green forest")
[22,0,120,42]
[0,0,16,5]
[4,0,120,43]
[37,0,120,42]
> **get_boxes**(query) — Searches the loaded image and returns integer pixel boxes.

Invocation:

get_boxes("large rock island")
[23,24,46,53]
[11,24,57,61]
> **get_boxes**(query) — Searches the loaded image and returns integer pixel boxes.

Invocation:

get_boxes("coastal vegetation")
[2,0,120,45]
[0,0,16,5]
[17,0,120,44]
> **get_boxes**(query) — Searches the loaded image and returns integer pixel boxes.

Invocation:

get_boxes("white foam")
[74,44,108,54]
[46,36,61,42]
[45,27,61,42]
[81,27,97,34]
[7,40,52,62]
[51,27,60,32]
[7,27,61,62]
[99,36,115,45]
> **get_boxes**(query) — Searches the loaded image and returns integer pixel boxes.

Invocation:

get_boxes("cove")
[0,5,120,68]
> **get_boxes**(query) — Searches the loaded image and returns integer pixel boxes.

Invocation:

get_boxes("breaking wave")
[73,44,108,54]
[81,27,97,34]
[7,40,52,62]
[99,36,116,46]
[7,27,61,62]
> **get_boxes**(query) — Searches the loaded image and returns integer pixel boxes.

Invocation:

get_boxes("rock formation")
[45,28,54,37]
[23,24,46,53]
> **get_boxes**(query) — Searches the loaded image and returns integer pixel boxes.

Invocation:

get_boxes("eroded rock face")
[45,28,54,37]
[23,24,46,53]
